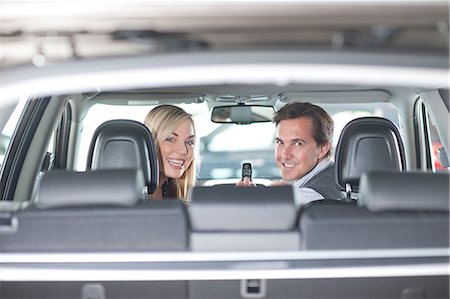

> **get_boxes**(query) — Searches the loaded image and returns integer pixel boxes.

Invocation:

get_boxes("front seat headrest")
[335,117,405,193]
[87,119,158,194]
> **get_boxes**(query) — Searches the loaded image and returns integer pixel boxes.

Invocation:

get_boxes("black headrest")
[359,171,449,212]
[87,120,158,194]
[36,169,145,209]
[335,117,405,192]
[190,185,296,231]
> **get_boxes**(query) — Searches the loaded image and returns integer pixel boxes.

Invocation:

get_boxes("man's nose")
[281,145,292,159]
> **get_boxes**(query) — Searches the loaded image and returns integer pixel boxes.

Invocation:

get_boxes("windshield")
[77,101,399,182]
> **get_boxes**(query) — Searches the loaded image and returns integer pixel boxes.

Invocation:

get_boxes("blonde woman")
[144,105,196,201]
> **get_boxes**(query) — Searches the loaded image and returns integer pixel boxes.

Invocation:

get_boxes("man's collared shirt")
[292,158,333,206]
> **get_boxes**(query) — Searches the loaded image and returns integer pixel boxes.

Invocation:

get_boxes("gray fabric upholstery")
[190,185,296,231]
[36,169,145,209]
[87,119,159,194]
[360,171,450,212]
[191,232,300,252]
[190,185,299,251]
[300,171,449,249]
[1,169,189,252]
[334,117,405,193]
[300,201,449,249]
[1,200,189,252]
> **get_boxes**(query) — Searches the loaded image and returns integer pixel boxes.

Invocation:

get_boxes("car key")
[241,163,252,181]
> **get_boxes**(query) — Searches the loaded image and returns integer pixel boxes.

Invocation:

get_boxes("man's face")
[275,117,329,181]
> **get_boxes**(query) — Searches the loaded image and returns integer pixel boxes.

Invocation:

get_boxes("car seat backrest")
[190,185,299,251]
[1,169,188,252]
[87,119,158,194]
[334,117,405,198]
[299,171,449,249]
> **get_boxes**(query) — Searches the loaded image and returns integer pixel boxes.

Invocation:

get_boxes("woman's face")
[159,119,195,180]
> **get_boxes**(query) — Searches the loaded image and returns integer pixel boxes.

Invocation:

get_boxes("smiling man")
[273,102,342,204]
[238,102,342,204]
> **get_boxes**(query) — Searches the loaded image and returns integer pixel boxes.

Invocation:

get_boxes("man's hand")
[236,177,256,187]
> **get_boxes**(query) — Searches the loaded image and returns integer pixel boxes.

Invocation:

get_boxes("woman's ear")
[318,142,331,160]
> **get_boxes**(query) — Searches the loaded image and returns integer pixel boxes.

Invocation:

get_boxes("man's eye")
[294,141,303,147]
[276,140,283,145]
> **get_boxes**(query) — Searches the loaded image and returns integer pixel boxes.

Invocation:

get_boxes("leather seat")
[334,117,405,199]
[300,171,449,249]
[0,169,189,252]
[190,185,299,251]
[87,119,159,195]
[298,117,436,250]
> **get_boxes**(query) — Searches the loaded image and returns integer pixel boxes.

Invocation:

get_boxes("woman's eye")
[186,140,195,146]
[165,137,175,142]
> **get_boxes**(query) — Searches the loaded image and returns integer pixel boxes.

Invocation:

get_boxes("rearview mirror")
[211,105,275,124]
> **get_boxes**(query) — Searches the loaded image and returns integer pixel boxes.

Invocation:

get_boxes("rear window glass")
[77,101,399,181]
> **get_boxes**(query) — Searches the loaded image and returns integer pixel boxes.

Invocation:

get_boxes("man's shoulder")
[308,162,334,180]
[316,163,334,176]
[303,163,342,199]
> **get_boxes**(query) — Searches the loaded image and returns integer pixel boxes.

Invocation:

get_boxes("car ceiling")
[1,1,448,68]
[81,85,403,112]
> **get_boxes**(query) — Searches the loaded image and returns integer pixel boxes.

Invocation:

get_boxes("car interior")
[0,79,448,298]
[0,1,448,298]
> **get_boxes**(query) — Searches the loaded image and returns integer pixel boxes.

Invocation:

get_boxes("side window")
[322,102,400,152]
[40,130,56,172]
[414,98,448,172]
[38,104,71,173]
[429,116,448,171]
[0,99,27,167]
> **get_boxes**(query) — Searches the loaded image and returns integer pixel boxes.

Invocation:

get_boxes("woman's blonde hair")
[144,105,196,200]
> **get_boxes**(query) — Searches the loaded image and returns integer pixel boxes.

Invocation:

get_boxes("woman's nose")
[176,141,188,155]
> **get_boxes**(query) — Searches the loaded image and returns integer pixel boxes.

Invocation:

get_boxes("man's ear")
[318,143,331,160]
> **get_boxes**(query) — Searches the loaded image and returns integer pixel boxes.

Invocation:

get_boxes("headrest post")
[345,183,352,199]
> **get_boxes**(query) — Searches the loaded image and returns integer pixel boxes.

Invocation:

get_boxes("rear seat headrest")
[190,185,296,231]
[335,117,405,192]
[36,169,145,209]
[359,171,449,212]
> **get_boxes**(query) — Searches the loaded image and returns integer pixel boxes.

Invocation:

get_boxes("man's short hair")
[273,102,334,156]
